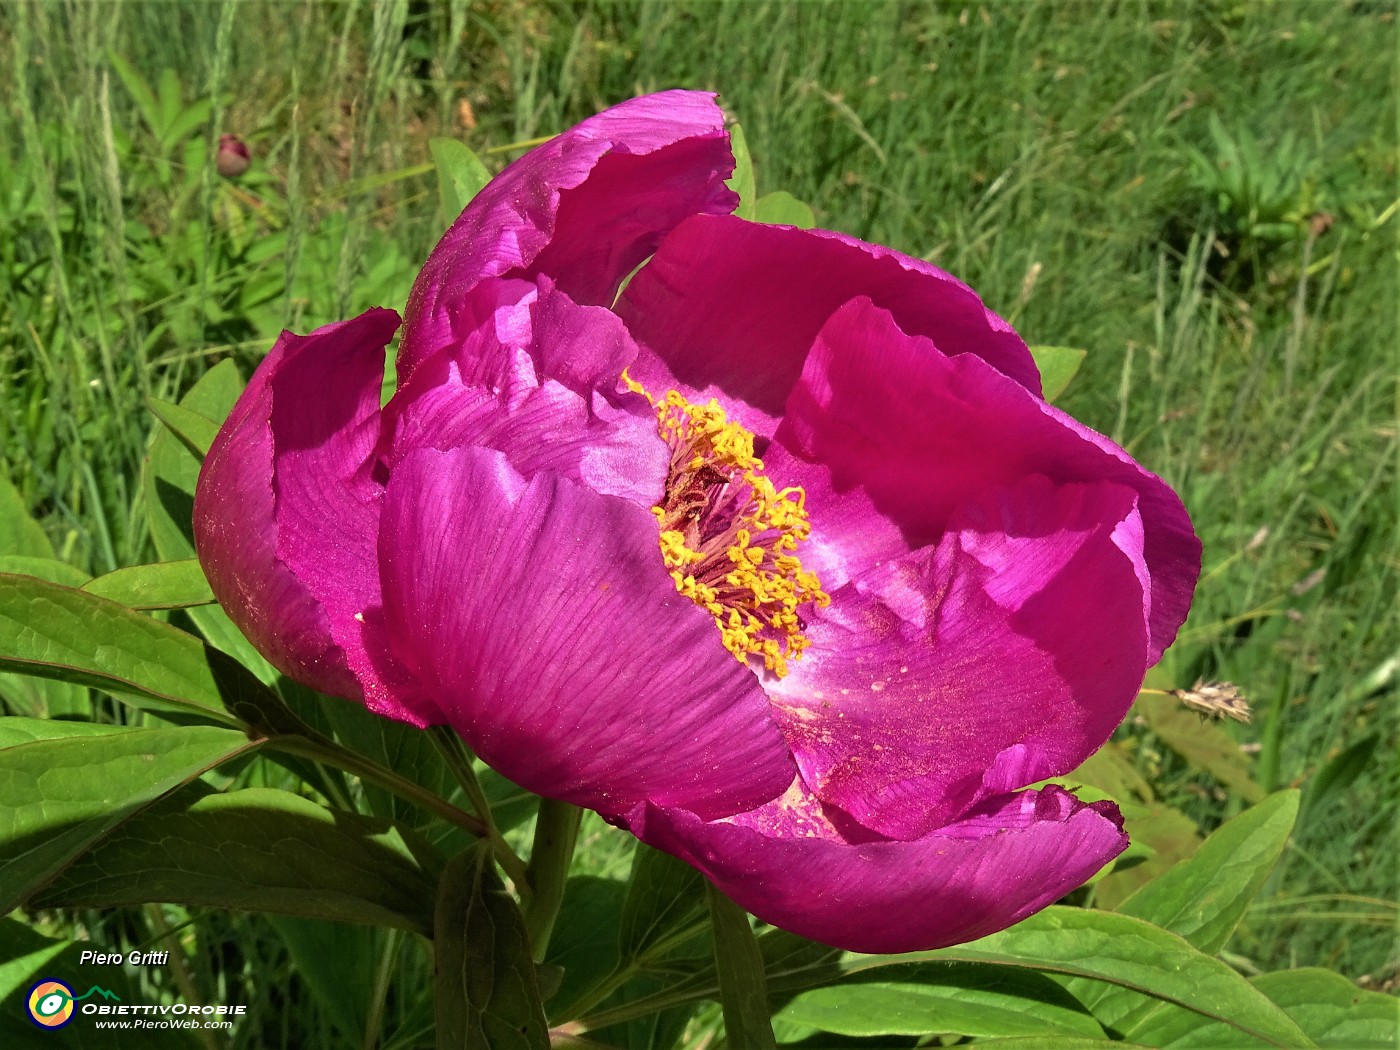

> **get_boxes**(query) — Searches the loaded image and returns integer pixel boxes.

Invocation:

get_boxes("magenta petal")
[766,297,1200,660]
[767,475,1151,840]
[377,445,796,820]
[617,214,1040,438]
[195,309,403,710]
[400,90,737,385]
[384,278,668,508]
[626,785,1127,954]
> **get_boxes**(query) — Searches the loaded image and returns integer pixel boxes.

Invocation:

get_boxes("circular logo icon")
[27,979,76,1029]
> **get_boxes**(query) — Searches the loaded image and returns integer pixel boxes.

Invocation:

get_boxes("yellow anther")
[635,377,830,678]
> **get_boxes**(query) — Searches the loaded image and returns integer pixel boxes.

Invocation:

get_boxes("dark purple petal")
[625,784,1127,954]
[767,474,1151,840]
[400,90,737,385]
[616,214,1040,438]
[377,444,796,820]
[765,297,1199,659]
[383,277,667,508]
[194,309,420,719]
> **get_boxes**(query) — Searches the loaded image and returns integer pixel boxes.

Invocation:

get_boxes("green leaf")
[430,137,492,220]
[280,682,466,841]
[879,908,1314,1048]
[0,717,131,749]
[265,918,387,1047]
[1252,969,1398,1048]
[774,964,1104,1040]
[144,361,243,561]
[144,360,277,683]
[0,471,53,558]
[0,560,93,718]
[0,573,236,724]
[727,122,757,219]
[1129,968,1398,1047]
[759,928,843,994]
[619,843,708,962]
[0,918,197,1048]
[753,191,816,229]
[1028,346,1087,402]
[1299,733,1379,823]
[435,841,550,1050]
[707,884,777,1050]
[1136,692,1263,803]
[145,396,220,461]
[1069,793,1300,1037]
[961,1040,1152,1049]
[1094,800,1201,910]
[0,725,259,912]
[1118,791,1299,952]
[82,559,215,610]
[34,787,442,934]
[543,875,626,1021]
[0,556,90,588]
[107,52,161,146]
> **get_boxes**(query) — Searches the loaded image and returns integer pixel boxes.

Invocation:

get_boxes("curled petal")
[626,784,1127,954]
[195,309,408,715]
[401,90,738,384]
[384,277,667,507]
[377,445,796,820]
[617,214,1040,439]
[768,475,1151,840]
[765,297,1199,658]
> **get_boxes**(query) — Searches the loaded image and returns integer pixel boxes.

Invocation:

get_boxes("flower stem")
[426,725,496,827]
[425,725,533,895]
[524,797,582,960]
[706,884,777,1050]
[266,734,488,836]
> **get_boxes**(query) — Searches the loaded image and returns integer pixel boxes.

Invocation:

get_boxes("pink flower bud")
[216,134,251,178]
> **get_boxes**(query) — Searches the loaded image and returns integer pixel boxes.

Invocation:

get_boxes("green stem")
[266,734,488,837]
[524,798,582,960]
[706,884,777,1050]
[425,725,533,896]
[555,917,711,1023]
[362,929,401,1050]
[426,725,496,827]
[265,731,538,887]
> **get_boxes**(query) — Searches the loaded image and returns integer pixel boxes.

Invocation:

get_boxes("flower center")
[626,373,830,678]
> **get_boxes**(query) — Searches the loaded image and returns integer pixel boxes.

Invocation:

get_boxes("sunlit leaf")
[0,471,53,559]
[727,121,757,219]
[0,573,236,724]
[82,559,215,610]
[145,396,219,461]
[774,964,1104,1040]
[143,360,278,684]
[430,137,491,220]
[1069,793,1300,1037]
[753,191,816,228]
[0,725,259,912]
[1129,967,1394,1047]
[859,908,1313,1048]
[1029,345,1088,402]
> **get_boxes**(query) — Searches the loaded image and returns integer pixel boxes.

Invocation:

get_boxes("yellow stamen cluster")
[629,377,829,678]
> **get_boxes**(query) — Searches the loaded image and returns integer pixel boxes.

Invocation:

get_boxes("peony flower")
[194,91,1200,953]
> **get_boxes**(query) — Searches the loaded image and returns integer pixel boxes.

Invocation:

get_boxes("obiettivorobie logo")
[26,979,121,1029]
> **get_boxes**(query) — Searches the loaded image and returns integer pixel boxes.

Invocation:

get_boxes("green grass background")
[2,0,1396,1042]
